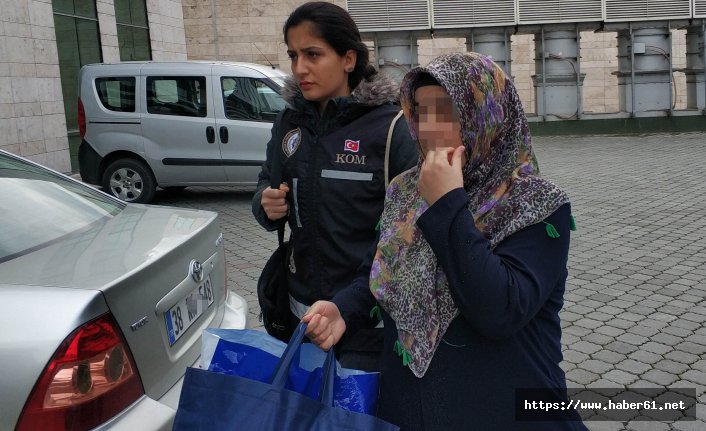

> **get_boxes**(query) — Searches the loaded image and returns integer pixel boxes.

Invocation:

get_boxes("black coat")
[252,73,418,351]
[334,191,588,431]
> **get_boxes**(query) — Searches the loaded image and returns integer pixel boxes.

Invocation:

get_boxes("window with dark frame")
[147,76,207,118]
[114,0,152,61]
[221,77,286,122]
[52,0,103,171]
[95,77,136,112]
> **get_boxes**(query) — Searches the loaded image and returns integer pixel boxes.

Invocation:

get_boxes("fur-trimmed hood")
[281,71,401,112]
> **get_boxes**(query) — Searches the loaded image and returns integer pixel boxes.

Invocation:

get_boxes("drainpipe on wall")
[576,25,583,119]
[668,21,673,116]
[630,22,636,117]
[541,26,547,121]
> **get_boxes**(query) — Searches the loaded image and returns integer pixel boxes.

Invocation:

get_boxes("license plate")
[165,276,214,345]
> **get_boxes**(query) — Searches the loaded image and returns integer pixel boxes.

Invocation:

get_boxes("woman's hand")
[418,146,465,205]
[302,301,347,351]
[261,183,290,221]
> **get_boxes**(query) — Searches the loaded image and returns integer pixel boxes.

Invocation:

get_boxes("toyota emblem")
[189,259,204,283]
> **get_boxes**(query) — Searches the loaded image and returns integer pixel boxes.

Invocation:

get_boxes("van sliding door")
[140,65,226,185]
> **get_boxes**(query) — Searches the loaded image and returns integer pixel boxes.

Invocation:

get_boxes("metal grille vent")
[347,0,430,31]
[695,0,706,18]
[517,0,603,24]
[432,0,515,28]
[605,0,692,21]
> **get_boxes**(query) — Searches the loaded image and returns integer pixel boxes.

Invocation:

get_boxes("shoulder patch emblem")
[282,128,301,158]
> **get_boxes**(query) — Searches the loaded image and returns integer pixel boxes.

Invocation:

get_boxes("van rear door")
[212,65,285,184]
[140,63,226,185]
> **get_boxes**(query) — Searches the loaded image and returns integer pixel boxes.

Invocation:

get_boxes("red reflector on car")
[16,314,144,431]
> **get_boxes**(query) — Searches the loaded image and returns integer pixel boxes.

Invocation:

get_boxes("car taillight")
[15,314,144,431]
[78,98,86,139]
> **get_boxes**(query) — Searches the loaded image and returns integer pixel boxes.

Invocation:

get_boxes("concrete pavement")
[152,131,706,431]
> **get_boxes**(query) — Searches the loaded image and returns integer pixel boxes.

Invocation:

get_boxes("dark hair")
[283,2,375,90]
[412,73,441,92]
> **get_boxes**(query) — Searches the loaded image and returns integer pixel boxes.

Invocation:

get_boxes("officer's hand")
[261,183,290,221]
[302,301,347,351]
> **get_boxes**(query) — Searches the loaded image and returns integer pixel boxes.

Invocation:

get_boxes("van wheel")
[102,158,156,203]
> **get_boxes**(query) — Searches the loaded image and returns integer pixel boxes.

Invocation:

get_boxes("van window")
[147,76,207,117]
[95,77,136,112]
[221,77,284,122]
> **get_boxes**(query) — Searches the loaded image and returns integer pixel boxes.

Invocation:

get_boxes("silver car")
[77,61,288,204]
[0,150,247,430]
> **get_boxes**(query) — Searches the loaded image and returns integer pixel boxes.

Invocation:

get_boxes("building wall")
[97,0,121,62]
[182,0,693,117]
[182,0,345,68]
[673,29,688,110]
[0,0,70,172]
[95,0,188,63]
[418,30,689,115]
[148,0,188,60]
[574,31,620,114]
[0,0,187,173]
[0,0,696,173]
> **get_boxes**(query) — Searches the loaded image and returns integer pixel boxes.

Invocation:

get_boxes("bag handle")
[270,322,337,406]
[270,321,307,388]
[320,341,336,407]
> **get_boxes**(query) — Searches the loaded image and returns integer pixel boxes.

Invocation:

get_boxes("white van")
[78,61,288,203]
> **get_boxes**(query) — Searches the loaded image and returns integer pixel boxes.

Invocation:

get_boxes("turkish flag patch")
[344,139,360,152]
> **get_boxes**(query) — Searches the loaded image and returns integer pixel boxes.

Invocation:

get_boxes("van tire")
[102,158,157,203]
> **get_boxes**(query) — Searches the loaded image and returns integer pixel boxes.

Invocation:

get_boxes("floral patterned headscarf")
[370,53,570,377]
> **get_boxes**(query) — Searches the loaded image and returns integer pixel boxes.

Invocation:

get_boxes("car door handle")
[206,126,215,143]
[219,126,229,144]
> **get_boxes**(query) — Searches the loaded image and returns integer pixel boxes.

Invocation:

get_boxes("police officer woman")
[252,2,417,371]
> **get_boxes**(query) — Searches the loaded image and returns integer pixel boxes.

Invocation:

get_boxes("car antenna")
[252,43,276,69]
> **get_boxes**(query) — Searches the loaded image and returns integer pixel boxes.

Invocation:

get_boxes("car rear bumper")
[78,140,103,185]
[94,291,248,430]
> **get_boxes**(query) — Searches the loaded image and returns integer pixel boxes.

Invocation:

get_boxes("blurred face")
[286,21,356,111]
[414,85,463,155]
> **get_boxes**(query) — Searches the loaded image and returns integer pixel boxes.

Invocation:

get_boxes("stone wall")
[0,0,188,173]
[96,0,188,63]
[182,0,345,68]
[96,0,121,62]
[0,0,69,172]
[148,0,188,60]
[182,0,692,116]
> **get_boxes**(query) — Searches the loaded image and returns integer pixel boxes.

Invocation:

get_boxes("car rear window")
[96,77,136,112]
[0,154,124,263]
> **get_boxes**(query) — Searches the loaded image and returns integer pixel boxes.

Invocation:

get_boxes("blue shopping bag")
[172,323,399,431]
[200,325,380,414]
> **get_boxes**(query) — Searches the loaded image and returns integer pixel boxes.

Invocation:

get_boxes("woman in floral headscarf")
[303,53,587,431]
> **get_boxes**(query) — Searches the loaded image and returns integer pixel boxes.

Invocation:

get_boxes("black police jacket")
[253,72,418,309]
